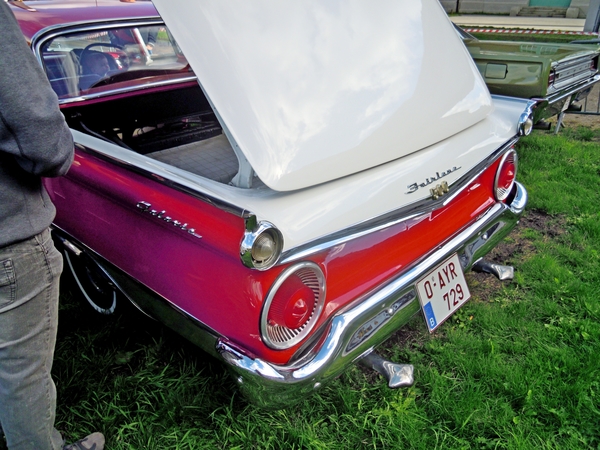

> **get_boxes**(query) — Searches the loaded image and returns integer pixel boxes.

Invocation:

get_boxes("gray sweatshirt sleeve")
[0,1,74,178]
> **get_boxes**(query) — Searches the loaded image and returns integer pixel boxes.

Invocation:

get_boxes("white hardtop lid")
[152,0,493,191]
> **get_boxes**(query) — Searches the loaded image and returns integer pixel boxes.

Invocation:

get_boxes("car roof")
[9,0,160,42]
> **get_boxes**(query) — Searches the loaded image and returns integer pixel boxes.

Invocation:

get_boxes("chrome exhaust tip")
[359,352,414,389]
[472,259,514,281]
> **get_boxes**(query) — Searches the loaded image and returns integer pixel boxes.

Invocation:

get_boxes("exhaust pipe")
[359,352,414,389]
[472,259,514,281]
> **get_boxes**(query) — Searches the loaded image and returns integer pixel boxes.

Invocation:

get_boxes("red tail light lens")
[494,149,517,202]
[548,69,555,87]
[268,274,316,329]
[261,262,325,350]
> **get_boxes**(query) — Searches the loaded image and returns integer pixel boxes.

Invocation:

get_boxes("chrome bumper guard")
[217,182,528,409]
[534,74,600,120]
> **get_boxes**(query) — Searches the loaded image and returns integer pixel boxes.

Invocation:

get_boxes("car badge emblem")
[136,201,202,239]
[430,181,449,200]
[406,166,460,195]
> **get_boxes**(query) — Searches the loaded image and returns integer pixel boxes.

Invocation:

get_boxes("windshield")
[41,24,193,100]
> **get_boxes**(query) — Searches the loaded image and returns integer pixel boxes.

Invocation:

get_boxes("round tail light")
[494,149,517,202]
[261,262,325,350]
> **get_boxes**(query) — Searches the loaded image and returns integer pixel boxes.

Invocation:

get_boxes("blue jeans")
[0,229,64,450]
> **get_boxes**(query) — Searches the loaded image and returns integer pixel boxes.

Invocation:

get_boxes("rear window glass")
[41,24,193,100]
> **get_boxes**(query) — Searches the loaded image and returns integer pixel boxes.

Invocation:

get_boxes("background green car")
[456,25,600,126]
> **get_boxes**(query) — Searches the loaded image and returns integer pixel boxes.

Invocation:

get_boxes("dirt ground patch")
[467,209,566,302]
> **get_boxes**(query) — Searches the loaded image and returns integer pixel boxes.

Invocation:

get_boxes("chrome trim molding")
[517,100,537,136]
[494,149,518,201]
[73,142,248,218]
[216,182,528,409]
[537,74,600,109]
[279,138,519,264]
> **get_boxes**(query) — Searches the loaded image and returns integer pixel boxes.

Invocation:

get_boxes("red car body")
[11,0,532,407]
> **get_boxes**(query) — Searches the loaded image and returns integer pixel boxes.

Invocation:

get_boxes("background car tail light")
[261,262,325,350]
[591,56,599,72]
[494,149,517,202]
[547,69,556,87]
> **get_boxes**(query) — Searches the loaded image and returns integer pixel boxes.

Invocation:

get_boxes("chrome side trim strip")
[217,182,528,408]
[73,141,248,218]
[279,138,519,264]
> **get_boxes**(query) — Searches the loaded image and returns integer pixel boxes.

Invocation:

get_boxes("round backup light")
[495,149,518,202]
[252,232,278,264]
[261,262,326,350]
[518,112,533,136]
[240,221,283,270]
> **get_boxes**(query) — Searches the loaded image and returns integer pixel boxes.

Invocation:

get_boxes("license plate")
[416,254,471,332]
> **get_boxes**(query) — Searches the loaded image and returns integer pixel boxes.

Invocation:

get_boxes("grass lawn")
[15,127,593,450]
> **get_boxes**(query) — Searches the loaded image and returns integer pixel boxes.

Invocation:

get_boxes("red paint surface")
[47,149,505,364]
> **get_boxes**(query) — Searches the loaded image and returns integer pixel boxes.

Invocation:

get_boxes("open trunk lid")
[152,0,493,191]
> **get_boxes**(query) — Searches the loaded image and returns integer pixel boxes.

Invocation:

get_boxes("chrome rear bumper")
[217,182,528,409]
[534,74,600,121]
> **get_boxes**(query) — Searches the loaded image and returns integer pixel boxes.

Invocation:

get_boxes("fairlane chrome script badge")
[406,166,461,195]
[136,201,202,239]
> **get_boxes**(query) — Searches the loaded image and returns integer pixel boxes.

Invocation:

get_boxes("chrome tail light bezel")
[494,148,518,202]
[240,218,284,270]
[260,261,326,350]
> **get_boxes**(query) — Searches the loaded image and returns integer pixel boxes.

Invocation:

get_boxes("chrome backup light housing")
[517,100,537,136]
[260,262,326,350]
[494,149,518,202]
[518,113,534,136]
[240,218,283,270]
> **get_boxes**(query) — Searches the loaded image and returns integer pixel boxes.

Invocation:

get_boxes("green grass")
[4,129,599,449]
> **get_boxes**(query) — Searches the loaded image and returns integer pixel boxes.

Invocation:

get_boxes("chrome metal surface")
[494,149,517,202]
[551,57,599,91]
[536,74,600,118]
[216,182,528,409]
[517,100,538,136]
[359,352,415,389]
[240,218,283,270]
[72,139,247,219]
[472,259,514,281]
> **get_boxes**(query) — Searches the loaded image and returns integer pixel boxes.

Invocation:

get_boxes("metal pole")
[584,0,600,32]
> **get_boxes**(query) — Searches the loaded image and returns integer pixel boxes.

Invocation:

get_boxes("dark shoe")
[63,432,105,450]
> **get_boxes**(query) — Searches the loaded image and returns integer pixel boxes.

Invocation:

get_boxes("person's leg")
[0,229,64,450]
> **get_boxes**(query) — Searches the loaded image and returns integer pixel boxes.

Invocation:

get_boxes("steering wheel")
[80,42,129,73]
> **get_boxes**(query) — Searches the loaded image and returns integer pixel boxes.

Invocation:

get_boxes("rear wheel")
[63,251,118,315]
